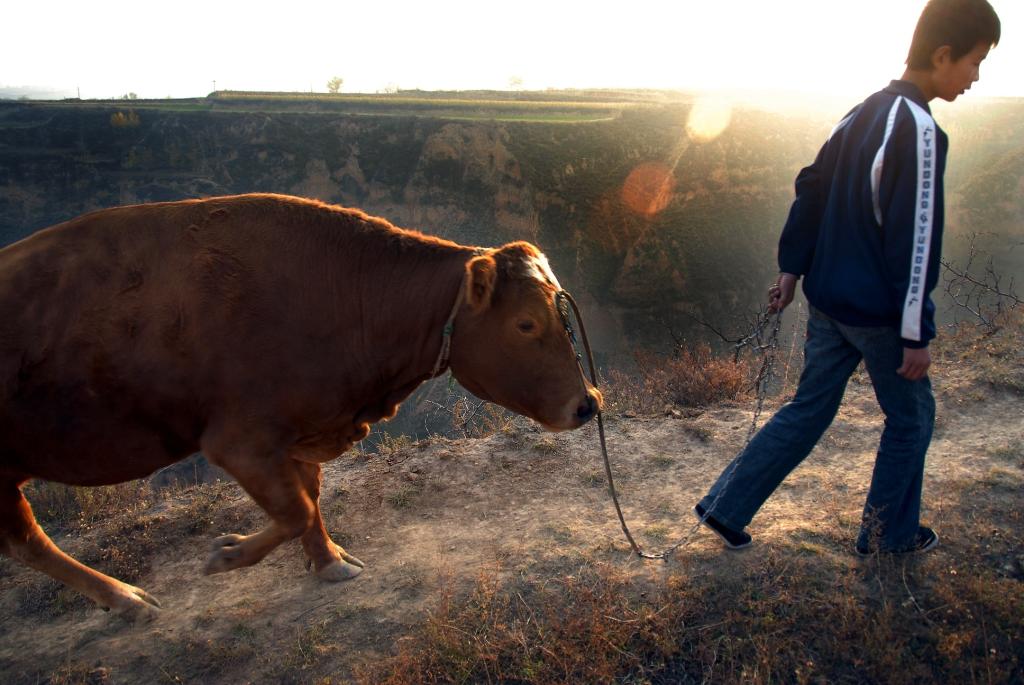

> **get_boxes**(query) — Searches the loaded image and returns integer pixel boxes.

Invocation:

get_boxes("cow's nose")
[576,394,597,422]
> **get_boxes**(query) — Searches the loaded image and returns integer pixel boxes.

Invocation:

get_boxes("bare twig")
[941,233,1021,329]
[672,311,738,346]
[423,392,509,440]
[901,565,933,625]
[671,305,778,364]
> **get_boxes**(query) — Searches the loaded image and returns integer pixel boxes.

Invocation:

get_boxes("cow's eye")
[517,320,537,334]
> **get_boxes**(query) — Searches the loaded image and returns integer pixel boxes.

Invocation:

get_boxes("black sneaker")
[694,503,752,550]
[856,526,939,556]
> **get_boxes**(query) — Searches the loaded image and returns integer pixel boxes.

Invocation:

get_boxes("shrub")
[605,343,750,413]
[937,308,1024,393]
[422,389,518,440]
[110,110,140,127]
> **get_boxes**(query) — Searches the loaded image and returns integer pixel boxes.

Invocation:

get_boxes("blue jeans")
[698,307,935,551]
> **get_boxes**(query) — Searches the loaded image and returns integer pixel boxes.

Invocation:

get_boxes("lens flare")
[686,97,733,143]
[621,162,675,217]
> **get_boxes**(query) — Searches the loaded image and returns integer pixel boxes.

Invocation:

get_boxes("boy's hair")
[906,0,1001,70]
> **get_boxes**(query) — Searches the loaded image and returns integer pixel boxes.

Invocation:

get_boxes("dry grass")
[11,481,248,619]
[8,312,1022,685]
[370,433,415,457]
[354,499,1024,685]
[387,485,422,510]
[23,480,154,532]
[443,394,520,440]
[936,308,1024,394]
[605,344,750,414]
[969,311,1024,394]
[353,560,680,684]
[352,315,1024,685]
[38,663,110,685]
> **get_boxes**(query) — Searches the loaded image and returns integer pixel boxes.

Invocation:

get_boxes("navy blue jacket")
[778,80,948,348]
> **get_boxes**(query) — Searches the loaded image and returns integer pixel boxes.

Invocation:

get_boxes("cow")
[0,193,602,621]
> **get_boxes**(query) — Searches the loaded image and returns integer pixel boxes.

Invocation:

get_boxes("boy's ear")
[931,44,953,69]
[465,254,497,312]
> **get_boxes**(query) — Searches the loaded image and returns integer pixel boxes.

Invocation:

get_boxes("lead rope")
[558,291,782,560]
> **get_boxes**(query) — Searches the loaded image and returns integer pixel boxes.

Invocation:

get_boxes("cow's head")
[450,242,602,431]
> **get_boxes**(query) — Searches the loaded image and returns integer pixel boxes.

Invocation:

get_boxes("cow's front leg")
[294,460,364,581]
[202,437,316,575]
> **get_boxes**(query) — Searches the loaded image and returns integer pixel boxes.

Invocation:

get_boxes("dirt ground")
[1,346,1022,683]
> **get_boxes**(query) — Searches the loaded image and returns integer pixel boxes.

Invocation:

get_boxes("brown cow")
[0,193,601,621]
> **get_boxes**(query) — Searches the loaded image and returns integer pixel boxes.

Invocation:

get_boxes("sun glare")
[686,98,733,144]
[621,162,676,217]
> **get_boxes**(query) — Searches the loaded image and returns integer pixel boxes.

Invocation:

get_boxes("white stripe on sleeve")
[827,110,856,142]
[900,99,938,342]
[870,97,904,226]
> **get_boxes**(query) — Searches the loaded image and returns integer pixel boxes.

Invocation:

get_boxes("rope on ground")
[558,291,782,560]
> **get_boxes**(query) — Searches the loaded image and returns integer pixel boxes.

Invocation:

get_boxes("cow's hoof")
[204,534,248,575]
[340,549,365,569]
[304,544,366,574]
[105,583,162,623]
[317,559,364,582]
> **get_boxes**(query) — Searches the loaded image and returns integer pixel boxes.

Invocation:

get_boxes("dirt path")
[1,358,1021,683]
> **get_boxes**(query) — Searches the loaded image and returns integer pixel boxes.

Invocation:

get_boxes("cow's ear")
[465,254,497,312]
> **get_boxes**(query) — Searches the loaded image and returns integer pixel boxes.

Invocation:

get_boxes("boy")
[695,0,1001,555]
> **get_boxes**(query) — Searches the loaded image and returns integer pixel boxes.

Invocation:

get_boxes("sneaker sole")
[915,530,939,554]
[693,507,752,550]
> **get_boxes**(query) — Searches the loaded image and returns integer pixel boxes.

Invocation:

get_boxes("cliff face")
[0,102,795,354]
[3,99,1019,356]
[0,106,544,247]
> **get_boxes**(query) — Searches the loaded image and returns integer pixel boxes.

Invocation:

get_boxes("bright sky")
[3,0,1021,99]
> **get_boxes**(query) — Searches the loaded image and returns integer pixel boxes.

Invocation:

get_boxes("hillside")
[1,314,1021,684]
[4,93,1020,361]
[0,94,806,349]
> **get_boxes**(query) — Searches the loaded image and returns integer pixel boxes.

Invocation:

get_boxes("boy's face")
[933,42,991,102]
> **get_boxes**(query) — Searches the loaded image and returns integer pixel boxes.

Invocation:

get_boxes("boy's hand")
[897,347,931,381]
[768,273,798,312]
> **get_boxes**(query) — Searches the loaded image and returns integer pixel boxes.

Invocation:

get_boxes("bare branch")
[940,233,1020,330]
[672,311,741,345]
[671,307,777,364]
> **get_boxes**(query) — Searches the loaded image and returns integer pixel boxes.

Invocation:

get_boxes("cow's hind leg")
[1,479,160,622]
[294,461,364,582]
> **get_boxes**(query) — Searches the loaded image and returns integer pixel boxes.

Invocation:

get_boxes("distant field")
[2,89,667,123]
[209,91,645,122]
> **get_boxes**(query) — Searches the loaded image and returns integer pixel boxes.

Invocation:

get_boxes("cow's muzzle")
[576,389,601,424]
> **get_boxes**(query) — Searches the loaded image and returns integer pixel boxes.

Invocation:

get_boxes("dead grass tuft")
[39,663,111,685]
[387,485,421,510]
[532,436,563,455]
[423,390,519,440]
[371,433,415,457]
[937,309,1024,393]
[605,344,749,414]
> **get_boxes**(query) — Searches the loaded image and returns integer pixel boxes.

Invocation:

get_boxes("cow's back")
[0,196,344,484]
[1,194,455,485]
[1,201,216,482]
